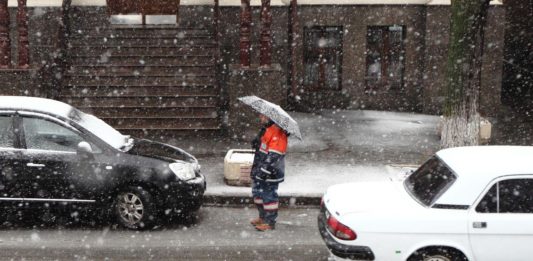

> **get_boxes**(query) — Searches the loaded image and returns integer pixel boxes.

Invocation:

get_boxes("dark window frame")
[303,26,343,91]
[476,177,533,214]
[0,114,16,149]
[365,25,406,93]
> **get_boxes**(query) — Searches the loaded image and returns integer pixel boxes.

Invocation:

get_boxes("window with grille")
[366,25,405,92]
[303,26,343,91]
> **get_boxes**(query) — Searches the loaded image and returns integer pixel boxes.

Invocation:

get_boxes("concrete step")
[62,96,219,108]
[69,36,215,46]
[78,107,219,119]
[102,117,221,130]
[61,85,219,97]
[67,65,216,76]
[69,40,216,48]
[65,75,215,86]
[71,26,211,37]
[69,55,216,65]
[118,128,224,140]
[68,46,217,56]
[60,92,216,99]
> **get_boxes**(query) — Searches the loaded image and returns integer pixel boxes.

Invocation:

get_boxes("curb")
[203,195,322,208]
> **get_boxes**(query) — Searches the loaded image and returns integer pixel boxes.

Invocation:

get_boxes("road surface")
[0,206,330,260]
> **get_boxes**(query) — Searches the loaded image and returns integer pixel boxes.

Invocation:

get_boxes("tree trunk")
[441,0,490,148]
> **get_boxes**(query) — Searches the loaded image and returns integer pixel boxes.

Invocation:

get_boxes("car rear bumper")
[317,206,375,260]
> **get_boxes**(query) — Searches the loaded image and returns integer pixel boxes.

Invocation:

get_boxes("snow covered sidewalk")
[202,160,405,199]
[187,110,441,205]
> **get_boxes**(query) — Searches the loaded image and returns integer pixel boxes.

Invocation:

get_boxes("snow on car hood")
[324,180,420,216]
[126,139,197,164]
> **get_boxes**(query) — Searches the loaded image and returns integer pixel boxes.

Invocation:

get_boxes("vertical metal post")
[213,0,226,129]
[288,0,298,97]
[176,0,182,27]
[239,0,251,67]
[213,0,221,80]
[213,0,219,43]
[0,0,10,68]
[17,0,29,68]
[259,0,272,67]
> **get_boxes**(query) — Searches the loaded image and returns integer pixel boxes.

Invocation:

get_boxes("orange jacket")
[252,124,288,183]
[259,124,288,155]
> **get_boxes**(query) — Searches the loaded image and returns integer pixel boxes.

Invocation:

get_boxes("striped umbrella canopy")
[238,95,302,140]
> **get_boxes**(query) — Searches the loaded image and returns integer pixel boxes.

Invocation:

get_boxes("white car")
[318,146,533,261]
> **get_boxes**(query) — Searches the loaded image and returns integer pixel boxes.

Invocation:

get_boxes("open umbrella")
[238,95,303,140]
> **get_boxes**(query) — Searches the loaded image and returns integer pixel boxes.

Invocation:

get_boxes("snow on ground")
[204,160,413,198]
[289,110,440,153]
[201,109,441,198]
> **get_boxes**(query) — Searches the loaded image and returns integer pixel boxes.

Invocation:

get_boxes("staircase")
[59,25,222,138]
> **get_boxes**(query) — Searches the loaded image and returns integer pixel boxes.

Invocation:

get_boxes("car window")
[404,156,457,206]
[475,183,497,213]
[69,109,128,150]
[23,117,88,152]
[476,178,533,214]
[499,179,533,213]
[0,115,15,148]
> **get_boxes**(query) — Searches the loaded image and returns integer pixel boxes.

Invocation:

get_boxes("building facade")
[0,0,510,138]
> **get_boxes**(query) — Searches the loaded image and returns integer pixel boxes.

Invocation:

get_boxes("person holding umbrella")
[238,96,302,232]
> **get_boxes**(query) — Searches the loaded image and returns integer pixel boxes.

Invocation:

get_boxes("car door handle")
[26,163,45,168]
[473,221,487,229]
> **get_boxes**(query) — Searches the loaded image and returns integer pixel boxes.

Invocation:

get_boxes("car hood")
[324,181,421,216]
[126,139,197,164]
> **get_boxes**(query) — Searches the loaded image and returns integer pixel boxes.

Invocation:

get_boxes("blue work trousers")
[252,180,279,226]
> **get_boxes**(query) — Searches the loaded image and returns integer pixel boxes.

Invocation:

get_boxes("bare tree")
[441,0,491,148]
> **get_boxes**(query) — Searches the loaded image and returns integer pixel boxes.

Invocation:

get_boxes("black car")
[0,96,206,229]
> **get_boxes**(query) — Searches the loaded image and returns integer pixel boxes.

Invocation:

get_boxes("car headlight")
[192,162,201,172]
[169,162,196,181]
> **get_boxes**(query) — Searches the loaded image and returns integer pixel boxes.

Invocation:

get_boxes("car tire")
[188,198,203,212]
[114,186,157,230]
[0,211,6,226]
[408,247,467,261]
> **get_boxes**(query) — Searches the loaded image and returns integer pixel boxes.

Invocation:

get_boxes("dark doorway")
[107,0,180,24]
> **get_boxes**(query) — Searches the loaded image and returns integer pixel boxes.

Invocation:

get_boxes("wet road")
[0,206,329,260]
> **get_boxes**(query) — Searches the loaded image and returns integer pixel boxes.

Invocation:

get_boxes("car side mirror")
[77,141,94,158]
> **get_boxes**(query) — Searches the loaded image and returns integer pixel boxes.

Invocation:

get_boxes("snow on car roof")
[437,146,533,176]
[435,146,533,206]
[0,96,128,150]
[0,96,75,119]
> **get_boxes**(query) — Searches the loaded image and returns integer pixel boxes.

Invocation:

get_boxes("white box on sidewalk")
[480,118,492,142]
[224,149,254,186]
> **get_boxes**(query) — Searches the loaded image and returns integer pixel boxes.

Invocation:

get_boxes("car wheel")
[114,186,156,229]
[409,247,467,261]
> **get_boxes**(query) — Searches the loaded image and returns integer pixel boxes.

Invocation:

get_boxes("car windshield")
[404,156,457,207]
[67,108,130,150]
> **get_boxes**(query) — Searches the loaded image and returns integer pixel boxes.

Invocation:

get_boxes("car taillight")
[326,214,357,241]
